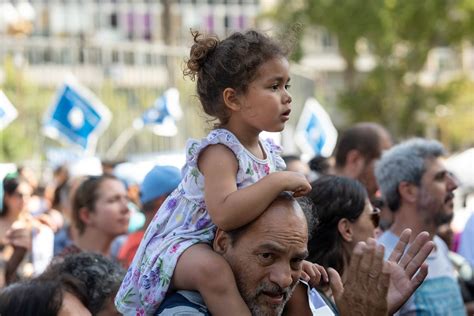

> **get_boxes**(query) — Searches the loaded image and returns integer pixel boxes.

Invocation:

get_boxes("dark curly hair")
[41,252,125,315]
[0,274,89,316]
[184,29,290,127]
[307,175,367,276]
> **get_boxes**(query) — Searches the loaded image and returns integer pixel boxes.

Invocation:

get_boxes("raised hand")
[330,239,389,316]
[385,229,434,315]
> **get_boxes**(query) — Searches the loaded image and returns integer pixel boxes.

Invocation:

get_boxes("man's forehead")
[254,236,308,257]
[425,157,447,173]
[421,157,449,181]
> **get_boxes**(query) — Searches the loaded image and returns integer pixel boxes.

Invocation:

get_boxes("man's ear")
[399,181,417,204]
[213,228,231,255]
[222,88,241,112]
[338,218,353,243]
[346,150,365,175]
[78,207,91,226]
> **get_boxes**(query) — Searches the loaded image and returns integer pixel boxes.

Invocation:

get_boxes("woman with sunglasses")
[306,175,380,314]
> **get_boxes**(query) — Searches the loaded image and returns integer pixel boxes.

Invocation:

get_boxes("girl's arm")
[198,144,311,231]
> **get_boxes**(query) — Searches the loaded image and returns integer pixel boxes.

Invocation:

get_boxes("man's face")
[416,157,457,226]
[358,132,392,198]
[218,200,308,316]
[358,158,378,198]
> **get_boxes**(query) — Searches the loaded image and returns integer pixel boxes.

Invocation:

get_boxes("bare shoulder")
[198,144,238,171]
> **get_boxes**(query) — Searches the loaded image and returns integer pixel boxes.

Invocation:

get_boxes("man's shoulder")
[156,291,210,315]
[377,231,399,258]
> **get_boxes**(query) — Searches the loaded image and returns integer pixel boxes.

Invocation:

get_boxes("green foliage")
[431,79,474,150]
[0,56,55,162]
[273,0,474,146]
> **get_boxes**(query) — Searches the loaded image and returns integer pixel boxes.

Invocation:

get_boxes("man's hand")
[330,239,389,316]
[385,229,434,315]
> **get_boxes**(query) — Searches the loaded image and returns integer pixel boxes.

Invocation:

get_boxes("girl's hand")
[278,171,312,197]
[300,260,329,288]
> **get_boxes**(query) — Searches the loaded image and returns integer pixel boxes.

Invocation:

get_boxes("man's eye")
[271,85,278,91]
[285,84,291,90]
[259,253,274,262]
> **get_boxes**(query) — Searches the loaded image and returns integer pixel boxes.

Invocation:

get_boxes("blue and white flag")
[295,98,338,158]
[135,88,182,137]
[0,90,18,130]
[43,79,111,151]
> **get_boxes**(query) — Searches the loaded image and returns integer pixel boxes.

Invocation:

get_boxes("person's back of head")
[140,165,181,212]
[306,175,368,275]
[41,252,125,315]
[0,274,89,316]
[375,138,445,213]
[308,155,332,178]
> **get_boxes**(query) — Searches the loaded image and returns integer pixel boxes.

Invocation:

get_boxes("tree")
[271,0,474,144]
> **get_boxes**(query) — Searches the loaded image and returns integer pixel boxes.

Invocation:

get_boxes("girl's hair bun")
[184,30,219,81]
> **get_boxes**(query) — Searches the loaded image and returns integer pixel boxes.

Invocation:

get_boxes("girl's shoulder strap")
[185,129,244,168]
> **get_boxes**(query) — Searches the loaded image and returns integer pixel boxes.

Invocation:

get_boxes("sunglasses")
[370,207,381,227]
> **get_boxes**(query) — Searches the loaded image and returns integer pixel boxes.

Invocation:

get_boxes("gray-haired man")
[375,138,465,315]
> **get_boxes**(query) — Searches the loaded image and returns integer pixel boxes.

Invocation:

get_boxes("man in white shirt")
[375,138,466,315]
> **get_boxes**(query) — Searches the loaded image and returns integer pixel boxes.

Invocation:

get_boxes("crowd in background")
[0,122,473,315]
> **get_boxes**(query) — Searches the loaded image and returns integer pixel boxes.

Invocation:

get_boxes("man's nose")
[447,172,458,191]
[268,264,294,289]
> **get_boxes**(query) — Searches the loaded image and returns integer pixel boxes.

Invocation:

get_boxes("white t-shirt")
[378,231,466,316]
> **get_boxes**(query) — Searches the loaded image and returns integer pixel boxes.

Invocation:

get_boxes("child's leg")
[171,243,251,316]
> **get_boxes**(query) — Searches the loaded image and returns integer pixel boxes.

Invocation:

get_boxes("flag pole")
[105,124,140,161]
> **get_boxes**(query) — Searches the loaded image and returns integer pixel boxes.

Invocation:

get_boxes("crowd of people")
[0,29,473,316]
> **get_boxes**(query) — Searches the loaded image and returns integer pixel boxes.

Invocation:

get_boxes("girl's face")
[88,179,130,237]
[237,57,292,133]
[5,181,33,215]
[350,199,380,244]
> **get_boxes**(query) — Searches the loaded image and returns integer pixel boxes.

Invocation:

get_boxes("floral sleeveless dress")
[115,129,286,315]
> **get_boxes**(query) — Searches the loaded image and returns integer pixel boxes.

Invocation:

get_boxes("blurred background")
[0,0,472,173]
[0,0,473,298]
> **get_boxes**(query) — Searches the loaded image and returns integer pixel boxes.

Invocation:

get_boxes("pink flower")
[170,244,180,254]
[264,164,270,175]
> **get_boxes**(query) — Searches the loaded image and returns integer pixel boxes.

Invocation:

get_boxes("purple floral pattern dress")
[115,129,286,315]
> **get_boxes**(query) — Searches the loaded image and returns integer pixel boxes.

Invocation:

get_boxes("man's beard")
[237,279,296,316]
[434,210,454,226]
[417,189,454,227]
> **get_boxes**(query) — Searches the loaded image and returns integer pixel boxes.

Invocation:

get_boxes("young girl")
[115,30,313,315]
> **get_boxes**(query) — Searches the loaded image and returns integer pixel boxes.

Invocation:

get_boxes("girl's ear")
[222,88,241,112]
[338,218,353,243]
[78,207,91,227]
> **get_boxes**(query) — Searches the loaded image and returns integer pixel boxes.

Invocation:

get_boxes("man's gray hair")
[375,138,445,212]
